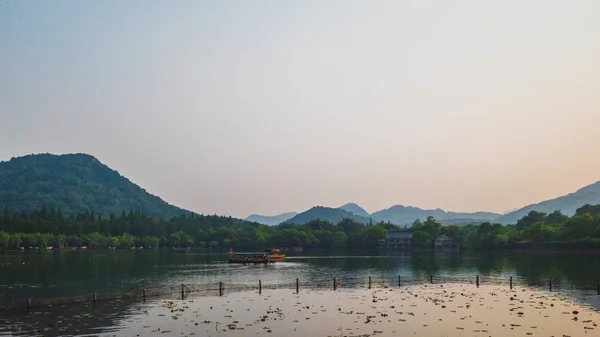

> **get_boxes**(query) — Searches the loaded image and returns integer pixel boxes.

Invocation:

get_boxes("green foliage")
[0,153,187,218]
[347,225,387,249]
[516,211,547,230]
[285,206,370,225]
[544,210,568,225]
[409,216,441,247]
[2,203,600,251]
[575,204,600,217]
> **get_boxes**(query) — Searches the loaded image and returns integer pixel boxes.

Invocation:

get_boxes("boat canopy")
[230,252,267,256]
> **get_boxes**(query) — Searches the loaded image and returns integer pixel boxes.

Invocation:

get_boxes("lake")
[2,250,600,303]
[2,250,600,337]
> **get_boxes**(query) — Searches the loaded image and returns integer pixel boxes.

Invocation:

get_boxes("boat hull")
[228,258,268,265]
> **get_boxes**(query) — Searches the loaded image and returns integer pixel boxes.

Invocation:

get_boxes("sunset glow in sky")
[1,1,599,217]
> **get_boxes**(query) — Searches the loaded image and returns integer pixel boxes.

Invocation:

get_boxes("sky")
[1,0,600,218]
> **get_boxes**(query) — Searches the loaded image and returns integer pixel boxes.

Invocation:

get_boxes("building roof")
[387,231,413,239]
[435,234,453,242]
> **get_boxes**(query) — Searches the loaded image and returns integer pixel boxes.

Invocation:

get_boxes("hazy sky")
[1,1,600,218]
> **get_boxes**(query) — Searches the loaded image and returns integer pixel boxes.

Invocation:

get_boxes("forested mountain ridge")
[0,153,188,218]
[495,181,600,224]
[370,205,500,226]
[339,203,370,218]
[285,206,370,225]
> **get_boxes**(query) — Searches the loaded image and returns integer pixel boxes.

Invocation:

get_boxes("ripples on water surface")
[1,250,600,301]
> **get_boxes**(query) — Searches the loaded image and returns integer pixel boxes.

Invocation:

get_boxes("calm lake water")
[2,250,600,304]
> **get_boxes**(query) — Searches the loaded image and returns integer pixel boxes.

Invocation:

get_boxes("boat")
[226,249,285,264]
[228,253,269,265]
[265,248,285,262]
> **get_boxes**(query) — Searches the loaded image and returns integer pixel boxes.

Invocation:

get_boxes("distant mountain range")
[245,212,298,226]
[339,203,370,218]
[3,153,600,227]
[248,203,501,226]
[370,206,500,226]
[284,206,370,225]
[495,181,600,224]
[0,153,189,218]
[248,180,600,226]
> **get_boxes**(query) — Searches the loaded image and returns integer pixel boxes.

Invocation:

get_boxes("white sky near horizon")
[1,0,600,218]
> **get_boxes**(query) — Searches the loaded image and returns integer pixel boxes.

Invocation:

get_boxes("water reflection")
[2,250,600,304]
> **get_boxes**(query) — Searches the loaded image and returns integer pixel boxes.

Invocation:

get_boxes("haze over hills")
[259,203,500,226]
[370,206,500,226]
[4,154,600,228]
[495,181,600,224]
[0,153,189,218]
[245,212,298,226]
[271,178,600,226]
[338,203,370,218]
[284,206,370,225]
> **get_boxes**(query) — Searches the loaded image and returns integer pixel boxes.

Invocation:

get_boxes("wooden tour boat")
[264,248,285,262]
[227,248,286,264]
[228,253,269,265]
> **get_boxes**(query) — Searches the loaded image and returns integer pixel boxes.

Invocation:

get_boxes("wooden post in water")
[181,284,185,300]
[219,282,223,296]
[398,275,401,287]
[296,278,299,293]
[510,277,513,290]
[368,276,372,289]
[549,278,552,292]
[143,288,147,302]
[93,292,97,306]
[333,277,337,290]
[430,275,433,284]
[259,280,262,294]
[476,275,479,288]
[26,298,31,314]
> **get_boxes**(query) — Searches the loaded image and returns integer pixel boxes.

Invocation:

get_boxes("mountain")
[371,205,500,226]
[245,212,298,226]
[285,206,370,225]
[495,181,600,225]
[0,153,188,218]
[338,203,370,218]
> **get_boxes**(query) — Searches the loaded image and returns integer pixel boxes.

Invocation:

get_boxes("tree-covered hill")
[285,206,370,225]
[495,181,600,224]
[338,203,370,218]
[370,205,500,226]
[0,153,188,218]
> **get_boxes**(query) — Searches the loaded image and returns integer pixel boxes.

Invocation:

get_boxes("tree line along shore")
[1,204,600,251]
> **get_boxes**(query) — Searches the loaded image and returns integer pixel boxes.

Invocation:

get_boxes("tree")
[0,206,6,231]
[521,222,559,243]
[576,204,600,217]
[0,231,9,249]
[119,233,135,248]
[108,236,119,248]
[337,218,363,234]
[143,236,159,248]
[441,225,460,239]
[169,231,194,247]
[55,234,66,248]
[561,214,596,240]
[516,211,547,230]
[412,231,432,247]
[87,232,105,248]
[422,216,442,239]
[545,210,568,225]
[307,219,334,231]
[7,233,21,249]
